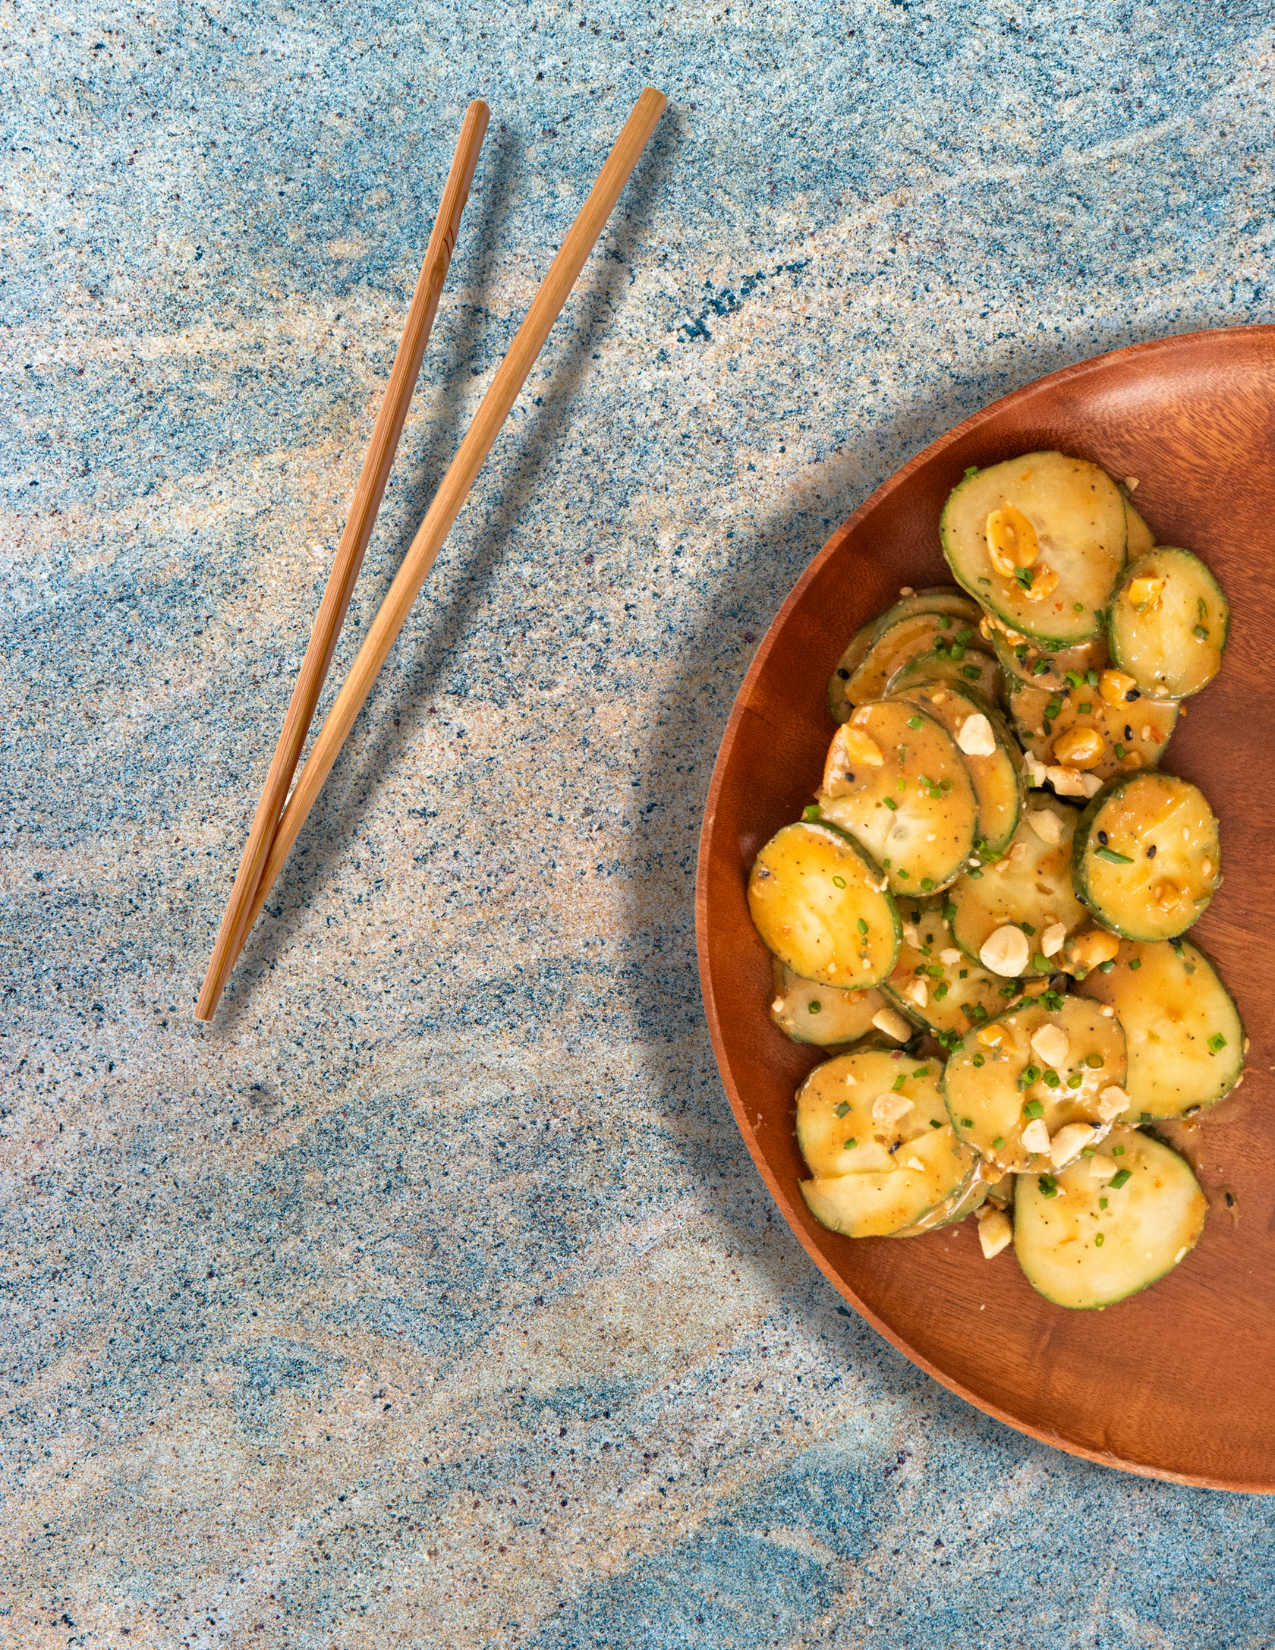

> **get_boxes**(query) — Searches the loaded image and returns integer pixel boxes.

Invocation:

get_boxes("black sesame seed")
[837,668,850,680]
[1125,688,1141,701]
[1225,1192,1235,1208]
[1147,844,1157,858]
[1125,725,1133,741]
[1097,830,1108,845]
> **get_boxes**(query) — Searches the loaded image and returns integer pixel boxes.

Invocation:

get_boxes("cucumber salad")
[750,450,1242,1310]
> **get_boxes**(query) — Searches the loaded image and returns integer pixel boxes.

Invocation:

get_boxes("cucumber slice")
[816,701,978,897]
[827,588,981,723]
[1072,773,1221,941]
[942,996,1128,1176]
[940,451,1127,646]
[1109,548,1230,700]
[893,681,1023,859]
[768,957,887,1047]
[827,617,876,723]
[990,625,1110,693]
[1075,938,1244,1121]
[896,1158,995,1237]
[882,896,1010,1040]
[949,794,1089,976]
[841,612,978,709]
[885,646,1002,708]
[748,821,900,989]
[1006,677,1179,782]
[796,1050,979,1237]
[1013,1126,1206,1309]
[1123,495,1156,559]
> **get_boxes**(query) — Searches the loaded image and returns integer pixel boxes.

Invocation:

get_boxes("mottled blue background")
[3,1,1274,1646]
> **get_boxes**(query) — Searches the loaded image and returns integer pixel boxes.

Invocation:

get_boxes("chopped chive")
[1098,959,1116,973]
[1099,1197,1108,1209]
[1045,698,1063,721]
[1085,1052,1104,1068]
[912,1067,930,1078]
[835,1100,850,1117]
[1194,624,1210,640]
[807,1001,822,1015]
[943,901,957,921]
[997,980,1016,995]
[832,874,847,889]
[950,644,967,661]
[1066,1071,1084,1089]
[883,796,898,811]
[1095,847,1134,864]
[883,857,891,868]
[921,877,935,891]
[892,1074,907,1092]
[857,917,869,935]
[1030,953,1050,972]
[1077,701,1092,714]
[972,1053,985,1068]
[1094,1232,1105,1246]
[1109,1168,1132,1189]
[960,1117,975,1128]
[965,466,979,478]
[992,1135,1005,1148]
[933,982,949,1000]
[844,1137,857,1150]
[968,868,983,879]
[962,664,981,679]
[1086,669,1099,686]
[897,868,910,879]
[1023,1098,1045,1119]
[959,968,969,979]
[1041,990,1064,1012]
[1038,1174,1058,1196]
[928,965,944,979]
[1064,672,1082,689]
[907,714,924,730]
[968,1004,988,1022]
[1113,743,1126,758]
[1014,567,1035,590]
[1112,1145,1125,1156]
[955,626,974,644]
[1042,1069,1060,1088]
[803,803,821,820]
[1208,1033,1227,1053]
[938,613,952,630]
[940,776,953,792]
[1128,957,1142,970]
[1198,597,1208,621]
[1073,602,1085,614]
[1032,658,1050,677]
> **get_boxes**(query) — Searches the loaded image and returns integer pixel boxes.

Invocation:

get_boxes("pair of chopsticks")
[196,87,667,1021]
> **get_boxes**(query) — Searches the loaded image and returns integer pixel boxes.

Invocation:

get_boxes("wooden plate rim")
[695,324,1275,1493]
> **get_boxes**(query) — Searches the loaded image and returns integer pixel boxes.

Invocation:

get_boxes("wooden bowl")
[696,327,1275,1491]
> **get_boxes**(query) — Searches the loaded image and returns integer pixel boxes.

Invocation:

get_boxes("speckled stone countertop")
[4,4,1275,1646]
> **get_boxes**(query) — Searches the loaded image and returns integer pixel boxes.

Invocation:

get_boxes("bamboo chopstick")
[195,100,490,1022]
[198,85,667,1019]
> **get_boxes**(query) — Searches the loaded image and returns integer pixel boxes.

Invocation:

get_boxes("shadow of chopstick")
[219,114,675,1026]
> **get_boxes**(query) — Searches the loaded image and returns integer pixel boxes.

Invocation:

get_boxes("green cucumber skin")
[1108,548,1231,700]
[1070,775,1217,939]
[940,452,1126,649]
[828,589,981,724]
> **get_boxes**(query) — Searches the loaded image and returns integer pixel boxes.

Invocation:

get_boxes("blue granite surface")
[3,2,1275,1645]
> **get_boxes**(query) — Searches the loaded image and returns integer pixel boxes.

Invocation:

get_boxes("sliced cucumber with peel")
[1072,773,1221,941]
[941,451,1126,647]
[990,625,1110,694]
[949,794,1089,975]
[1123,494,1156,558]
[797,1049,979,1237]
[1109,547,1229,700]
[769,957,887,1048]
[883,896,1010,1039]
[1014,1126,1206,1309]
[893,680,1023,859]
[1007,677,1179,782]
[817,700,979,896]
[748,821,900,989]
[1075,938,1243,1121]
[886,645,1002,708]
[840,612,978,709]
[828,588,981,723]
[942,995,1127,1176]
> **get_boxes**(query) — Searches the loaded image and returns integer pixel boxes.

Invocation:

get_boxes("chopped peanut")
[1097,1085,1129,1122]
[871,1006,912,1042]
[840,726,885,767]
[986,504,1041,575]
[1031,1023,1070,1068]
[977,1207,1013,1259]
[1065,928,1120,974]
[980,925,1029,977]
[872,1092,915,1128]
[1053,726,1105,770]
[1021,1118,1051,1155]
[1049,1122,1100,1169]
[904,977,929,1009]
[1099,668,1138,706]
[1089,1153,1119,1180]
[1022,564,1060,602]
[1126,574,1166,608]
[1041,922,1066,958]
[957,713,996,757]
[1026,808,1062,846]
